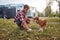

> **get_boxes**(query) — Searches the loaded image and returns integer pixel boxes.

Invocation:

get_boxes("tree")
[37,12,42,17]
[56,0,60,14]
[58,1,60,14]
[45,5,51,17]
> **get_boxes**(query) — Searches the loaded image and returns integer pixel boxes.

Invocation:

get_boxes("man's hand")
[26,18,30,24]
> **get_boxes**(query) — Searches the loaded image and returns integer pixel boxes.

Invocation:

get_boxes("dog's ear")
[35,17,39,20]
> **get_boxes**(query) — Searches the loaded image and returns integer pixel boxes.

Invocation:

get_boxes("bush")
[47,13,60,17]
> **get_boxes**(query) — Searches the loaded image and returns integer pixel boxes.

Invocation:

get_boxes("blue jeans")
[15,20,25,30]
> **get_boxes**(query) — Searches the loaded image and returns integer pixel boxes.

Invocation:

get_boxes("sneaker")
[27,29,32,31]
[38,28,43,32]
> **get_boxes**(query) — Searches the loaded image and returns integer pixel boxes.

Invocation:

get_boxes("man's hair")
[24,4,29,9]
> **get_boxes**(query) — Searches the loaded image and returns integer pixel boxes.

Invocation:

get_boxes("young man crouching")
[14,5,32,31]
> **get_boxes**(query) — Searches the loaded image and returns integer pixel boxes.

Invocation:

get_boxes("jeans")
[15,20,25,30]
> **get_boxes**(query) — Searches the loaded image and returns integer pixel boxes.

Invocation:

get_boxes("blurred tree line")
[38,0,60,17]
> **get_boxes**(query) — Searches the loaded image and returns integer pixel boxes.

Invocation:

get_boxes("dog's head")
[33,17,39,20]
[33,17,39,23]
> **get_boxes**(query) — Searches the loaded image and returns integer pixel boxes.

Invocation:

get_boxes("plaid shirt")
[14,11,26,22]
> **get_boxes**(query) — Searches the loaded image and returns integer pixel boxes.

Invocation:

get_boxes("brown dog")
[33,17,47,32]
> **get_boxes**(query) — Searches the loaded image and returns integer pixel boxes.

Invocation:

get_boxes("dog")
[33,17,47,32]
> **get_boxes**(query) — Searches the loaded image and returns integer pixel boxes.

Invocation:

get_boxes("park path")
[47,22,60,24]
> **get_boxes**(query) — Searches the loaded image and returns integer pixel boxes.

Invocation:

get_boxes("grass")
[0,17,60,40]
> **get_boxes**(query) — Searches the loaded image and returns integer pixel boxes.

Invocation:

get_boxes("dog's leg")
[38,26,43,32]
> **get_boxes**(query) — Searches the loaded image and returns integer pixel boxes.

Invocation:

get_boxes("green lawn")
[0,17,60,40]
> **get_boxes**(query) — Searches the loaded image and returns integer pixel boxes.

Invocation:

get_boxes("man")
[14,5,32,31]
